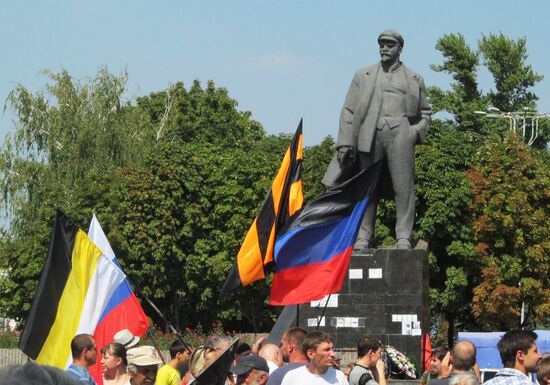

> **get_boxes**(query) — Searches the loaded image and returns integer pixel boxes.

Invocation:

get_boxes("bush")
[0,329,19,348]
[0,323,243,350]
[139,323,236,350]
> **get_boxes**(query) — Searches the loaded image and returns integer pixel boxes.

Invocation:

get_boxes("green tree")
[0,70,281,332]
[428,33,486,132]
[415,121,478,344]
[0,68,152,319]
[302,136,335,201]
[478,33,550,149]
[478,33,543,112]
[467,133,550,329]
[108,135,294,331]
[136,80,264,147]
[425,32,548,341]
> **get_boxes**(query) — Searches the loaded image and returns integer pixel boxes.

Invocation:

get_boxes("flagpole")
[146,326,166,365]
[316,295,331,330]
[132,285,192,353]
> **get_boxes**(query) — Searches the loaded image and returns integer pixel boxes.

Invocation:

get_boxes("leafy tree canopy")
[425,33,549,341]
[0,68,153,317]
[136,80,265,147]
[468,133,550,329]
[0,67,334,332]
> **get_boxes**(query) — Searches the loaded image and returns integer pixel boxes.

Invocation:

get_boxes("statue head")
[378,29,403,65]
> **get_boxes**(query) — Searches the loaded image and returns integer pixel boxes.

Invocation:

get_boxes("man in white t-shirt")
[281,331,348,385]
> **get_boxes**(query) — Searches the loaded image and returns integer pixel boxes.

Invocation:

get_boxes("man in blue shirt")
[267,327,308,385]
[65,334,98,385]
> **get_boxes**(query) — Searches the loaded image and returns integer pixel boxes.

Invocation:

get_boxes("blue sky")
[1,0,549,146]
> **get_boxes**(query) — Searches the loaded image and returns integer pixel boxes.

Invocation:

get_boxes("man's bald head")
[259,343,283,368]
[452,340,477,371]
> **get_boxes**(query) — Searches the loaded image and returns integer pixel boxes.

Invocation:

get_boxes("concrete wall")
[0,349,29,367]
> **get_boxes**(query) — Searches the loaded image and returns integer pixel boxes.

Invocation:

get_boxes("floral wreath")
[384,345,417,379]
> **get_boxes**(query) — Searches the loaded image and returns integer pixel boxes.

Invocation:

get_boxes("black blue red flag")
[269,160,382,305]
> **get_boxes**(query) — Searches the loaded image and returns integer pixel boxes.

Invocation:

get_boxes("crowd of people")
[0,328,548,385]
[420,330,548,385]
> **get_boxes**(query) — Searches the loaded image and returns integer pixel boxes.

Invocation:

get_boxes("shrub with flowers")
[384,345,417,379]
[0,323,208,351]
[0,321,251,351]
[0,328,19,349]
[139,322,236,350]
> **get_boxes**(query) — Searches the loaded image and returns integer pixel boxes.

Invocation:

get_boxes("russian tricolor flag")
[270,161,382,305]
[86,215,150,385]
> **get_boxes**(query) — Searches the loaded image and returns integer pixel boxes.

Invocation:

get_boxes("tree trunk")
[447,314,455,348]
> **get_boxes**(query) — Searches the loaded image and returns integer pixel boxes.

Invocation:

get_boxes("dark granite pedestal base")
[298,248,429,366]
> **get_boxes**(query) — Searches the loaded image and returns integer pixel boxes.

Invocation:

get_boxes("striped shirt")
[484,368,534,385]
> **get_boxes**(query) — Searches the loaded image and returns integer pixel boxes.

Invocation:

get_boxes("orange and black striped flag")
[222,120,304,293]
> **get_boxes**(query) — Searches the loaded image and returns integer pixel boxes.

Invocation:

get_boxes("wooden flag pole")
[133,285,192,353]
[146,326,166,365]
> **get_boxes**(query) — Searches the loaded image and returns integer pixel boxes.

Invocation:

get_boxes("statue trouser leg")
[385,122,416,242]
[356,197,378,247]
[354,138,384,248]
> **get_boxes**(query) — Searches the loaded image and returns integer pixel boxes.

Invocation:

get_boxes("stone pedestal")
[298,248,429,367]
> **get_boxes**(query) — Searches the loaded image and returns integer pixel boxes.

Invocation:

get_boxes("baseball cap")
[229,355,269,375]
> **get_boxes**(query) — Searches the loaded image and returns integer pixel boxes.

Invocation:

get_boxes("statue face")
[379,39,401,64]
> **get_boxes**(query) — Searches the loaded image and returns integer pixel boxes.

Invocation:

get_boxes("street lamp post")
[474,107,550,146]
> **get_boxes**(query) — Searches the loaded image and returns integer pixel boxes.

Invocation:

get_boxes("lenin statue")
[322,30,432,250]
